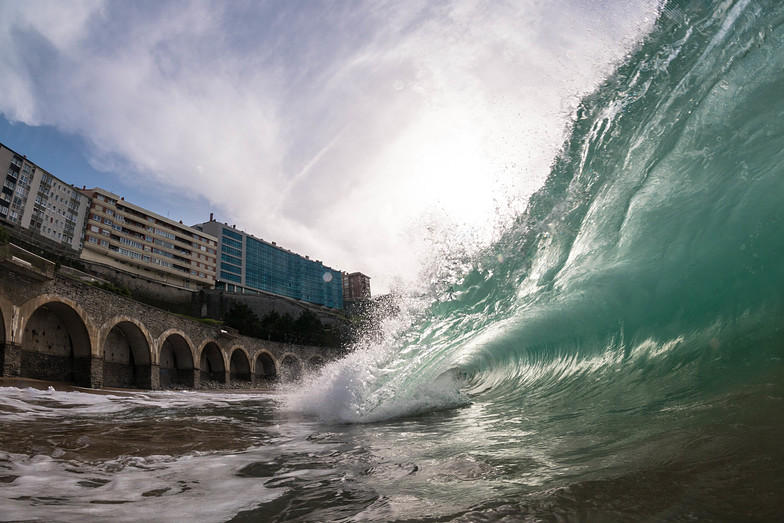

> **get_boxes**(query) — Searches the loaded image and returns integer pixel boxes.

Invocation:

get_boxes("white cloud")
[0,0,661,293]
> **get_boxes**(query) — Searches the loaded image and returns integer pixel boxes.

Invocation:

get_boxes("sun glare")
[381,103,500,234]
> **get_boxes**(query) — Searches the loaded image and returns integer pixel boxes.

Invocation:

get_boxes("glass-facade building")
[196,217,343,309]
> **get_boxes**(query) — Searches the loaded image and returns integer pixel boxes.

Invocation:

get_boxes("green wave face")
[288,0,784,439]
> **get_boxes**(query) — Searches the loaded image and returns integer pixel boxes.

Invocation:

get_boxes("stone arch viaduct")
[0,251,336,390]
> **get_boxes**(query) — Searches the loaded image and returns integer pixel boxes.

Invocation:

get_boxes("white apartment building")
[0,143,90,251]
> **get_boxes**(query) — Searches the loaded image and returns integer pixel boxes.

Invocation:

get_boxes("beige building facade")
[81,187,217,289]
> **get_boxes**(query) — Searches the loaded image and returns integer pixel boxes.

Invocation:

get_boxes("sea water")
[3,0,784,520]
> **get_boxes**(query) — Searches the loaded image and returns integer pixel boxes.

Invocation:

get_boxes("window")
[118,247,143,260]
[222,237,242,249]
[222,228,243,241]
[221,253,242,266]
[220,271,241,283]
[154,228,175,240]
[153,237,174,249]
[120,237,144,249]
[222,263,241,275]
[151,257,173,268]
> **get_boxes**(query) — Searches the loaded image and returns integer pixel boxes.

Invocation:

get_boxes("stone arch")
[99,317,154,389]
[280,353,303,382]
[229,346,251,384]
[199,340,226,385]
[158,330,196,388]
[17,295,95,387]
[254,350,277,383]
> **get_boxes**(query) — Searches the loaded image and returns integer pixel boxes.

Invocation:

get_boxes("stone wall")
[80,260,349,328]
[198,289,346,326]
[0,259,343,390]
[20,351,72,383]
[80,260,200,316]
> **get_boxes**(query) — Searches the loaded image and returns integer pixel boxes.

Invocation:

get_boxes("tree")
[225,302,345,349]
[259,310,295,342]
[294,309,324,345]
[223,302,262,337]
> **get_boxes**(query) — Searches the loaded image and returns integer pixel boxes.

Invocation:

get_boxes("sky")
[0,0,661,294]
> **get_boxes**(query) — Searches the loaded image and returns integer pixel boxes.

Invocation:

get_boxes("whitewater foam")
[0,449,282,523]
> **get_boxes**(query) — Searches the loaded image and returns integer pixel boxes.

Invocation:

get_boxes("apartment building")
[0,143,90,251]
[194,215,344,308]
[342,272,371,301]
[81,187,217,289]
